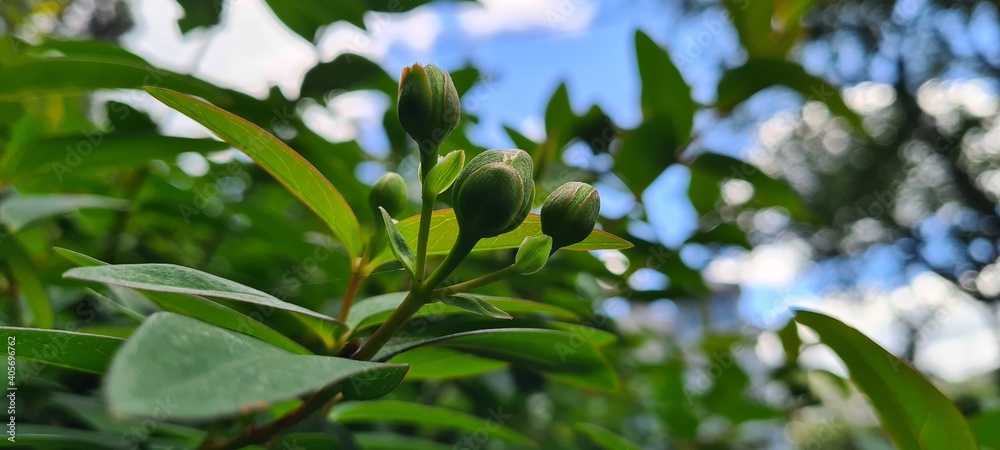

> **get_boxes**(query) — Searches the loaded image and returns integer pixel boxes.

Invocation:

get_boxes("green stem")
[353,232,479,361]
[336,271,365,323]
[414,151,438,282]
[433,265,518,299]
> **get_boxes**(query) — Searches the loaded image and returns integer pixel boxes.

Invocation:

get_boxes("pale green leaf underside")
[105,313,407,421]
[0,327,123,374]
[0,194,128,233]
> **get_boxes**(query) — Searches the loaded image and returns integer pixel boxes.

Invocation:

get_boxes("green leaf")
[264,1,367,40]
[175,0,223,33]
[440,294,512,320]
[105,312,407,421]
[3,135,228,180]
[371,209,631,267]
[0,194,128,233]
[374,328,619,391]
[687,153,813,221]
[145,87,364,260]
[56,248,312,355]
[0,425,187,450]
[1,237,53,328]
[380,208,416,277]
[634,30,694,138]
[387,347,508,381]
[576,423,641,450]
[794,309,978,449]
[513,235,552,275]
[354,432,452,450]
[616,116,681,194]
[423,149,465,195]
[716,59,865,133]
[970,409,1000,448]
[0,58,229,104]
[347,292,580,331]
[300,53,395,98]
[503,125,538,153]
[330,400,535,448]
[778,319,802,366]
[63,263,346,343]
[0,327,123,373]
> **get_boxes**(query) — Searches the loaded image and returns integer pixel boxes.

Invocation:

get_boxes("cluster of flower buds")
[540,181,601,251]
[452,149,535,241]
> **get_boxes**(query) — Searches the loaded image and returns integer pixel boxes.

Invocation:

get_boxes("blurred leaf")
[1,236,53,328]
[615,116,680,195]
[440,293,512,320]
[0,58,229,104]
[175,0,223,33]
[0,194,128,233]
[105,312,407,421]
[634,30,694,138]
[300,53,395,98]
[778,319,802,366]
[354,432,452,450]
[716,59,865,133]
[687,153,813,221]
[3,134,228,180]
[374,327,618,391]
[970,409,1000,448]
[370,209,631,267]
[33,39,149,64]
[576,423,641,450]
[64,263,347,343]
[56,248,312,355]
[688,222,750,248]
[794,309,978,449]
[145,87,364,260]
[330,400,535,448]
[504,125,538,154]
[388,347,508,381]
[724,0,777,57]
[0,327,123,373]
[347,292,581,331]
[0,425,185,450]
[264,1,367,40]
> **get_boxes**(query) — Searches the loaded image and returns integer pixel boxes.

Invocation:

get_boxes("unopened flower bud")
[541,182,600,250]
[452,149,534,239]
[369,172,408,218]
[397,63,461,155]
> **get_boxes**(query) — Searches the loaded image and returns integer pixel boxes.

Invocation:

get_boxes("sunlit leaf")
[347,292,580,331]
[794,309,978,449]
[145,87,364,260]
[387,347,508,381]
[0,194,128,233]
[440,293,512,320]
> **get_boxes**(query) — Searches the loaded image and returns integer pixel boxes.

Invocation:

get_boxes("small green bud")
[397,63,461,155]
[513,235,552,275]
[541,182,601,250]
[452,149,535,239]
[369,172,408,218]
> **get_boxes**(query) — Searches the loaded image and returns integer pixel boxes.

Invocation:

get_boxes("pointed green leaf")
[440,294,512,320]
[717,59,865,133]
[379,207,416,277]
[56,248,312,355]
[63,263,346,343]
[105,313,407,421]
[330,401,534,448]
[374,327,618,391]
[387,347,508,381]
[347,292,580,331]
[0,194,128,233]
[513,235,552,275]
[145,87,363,260]
[576,423,641,450]
[794,309,977,449]
[635,30,694,138]
[370,209,630,267]
[423,149,465,195]
[0,327,123,373]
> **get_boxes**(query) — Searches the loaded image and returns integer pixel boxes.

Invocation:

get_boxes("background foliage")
[1,0,1000,448]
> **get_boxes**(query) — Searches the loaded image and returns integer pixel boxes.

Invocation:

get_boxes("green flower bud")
[541,182,601,250]
[397,63,461,155]
[453,149,535,239]
[369,172,408,218]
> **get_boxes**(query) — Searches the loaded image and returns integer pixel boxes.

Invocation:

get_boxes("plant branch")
[414,151,438,282]
[197,388,343,450]
[337,271,366,323]
[432,265,518,299]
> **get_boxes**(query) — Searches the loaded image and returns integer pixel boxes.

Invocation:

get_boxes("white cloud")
[317,8,441,61]
[457,0,598,38]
